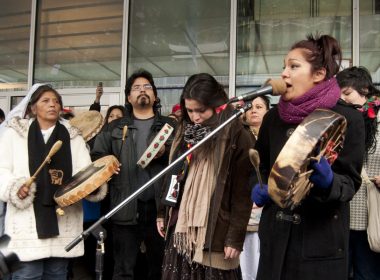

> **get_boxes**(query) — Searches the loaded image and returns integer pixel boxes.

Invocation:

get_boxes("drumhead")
[54,155,119,207]
[268,109,347,209]
[70,111,103,142]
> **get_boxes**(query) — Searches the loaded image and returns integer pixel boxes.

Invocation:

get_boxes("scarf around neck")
[278,77,341,124]
[173,120,228,263]
[183,123,212,145]
[28,120,72,238]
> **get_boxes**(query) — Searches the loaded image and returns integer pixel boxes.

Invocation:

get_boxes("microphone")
[229,79,287,103]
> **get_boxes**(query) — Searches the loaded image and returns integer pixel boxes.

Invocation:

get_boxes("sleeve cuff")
[85,183,108,202]
[9,178,36,209]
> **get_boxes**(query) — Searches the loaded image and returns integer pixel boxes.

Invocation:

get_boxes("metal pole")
[65,104,251,252]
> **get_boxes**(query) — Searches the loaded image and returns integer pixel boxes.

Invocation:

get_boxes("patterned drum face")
[54,155,119,207]
[137,123,174,169]
[268,109,347,209]
[69,111,104,142]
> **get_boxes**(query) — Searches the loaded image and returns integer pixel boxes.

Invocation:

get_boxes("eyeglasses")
[131,84,153,91]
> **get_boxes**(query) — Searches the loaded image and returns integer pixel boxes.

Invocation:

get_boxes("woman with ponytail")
[251,34,365,280]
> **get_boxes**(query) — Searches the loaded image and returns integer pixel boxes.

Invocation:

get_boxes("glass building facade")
[0,0,379,114]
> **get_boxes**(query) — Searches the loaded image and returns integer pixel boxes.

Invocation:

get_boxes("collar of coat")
[6,116,81,139]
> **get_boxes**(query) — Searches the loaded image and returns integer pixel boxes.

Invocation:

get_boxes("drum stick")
[118,126,128,160]
[23,140,63,190]
[249,149,264,189]
[122,125,128,142]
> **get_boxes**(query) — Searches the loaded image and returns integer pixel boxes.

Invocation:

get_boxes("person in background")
[61,108,75,120]
[0,108,6,240]
[167,103,182,121]
[103,105,126,129]
[0,84,106,280]
[89,82,104,112]
[91,69,175,280]
[336,66,380,280]
[0,108,6,237]
[252,34,365,280]
[244,96,270,138]
[157,73,253,279]
[240,96,270,280]
[0,108,5,124]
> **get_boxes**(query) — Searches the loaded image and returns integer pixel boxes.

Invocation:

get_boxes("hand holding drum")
[17,140,62,200]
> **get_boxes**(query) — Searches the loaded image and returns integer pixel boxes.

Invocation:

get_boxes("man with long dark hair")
[91,69,175,280]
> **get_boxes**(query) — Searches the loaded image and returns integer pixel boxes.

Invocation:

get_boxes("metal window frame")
[25,0,361,97]
[229,0,237,98]
[120,0,130,105]
[27,0,37,89]
[352,0,360,66]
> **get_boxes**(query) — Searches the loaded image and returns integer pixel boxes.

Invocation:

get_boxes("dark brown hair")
[26,85,63,118]
[180,73,230,126]
[105,105,127,123]
[124,69,160,114]
[291,34,342,80]
[337,66,380,158]
[171,73,234,157]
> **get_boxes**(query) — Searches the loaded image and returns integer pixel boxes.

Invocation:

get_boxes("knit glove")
[309,156,333,189]
[251,183,270,207]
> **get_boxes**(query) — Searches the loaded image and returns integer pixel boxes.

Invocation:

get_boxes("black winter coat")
[255,102,365,280]
[91,113,176,225]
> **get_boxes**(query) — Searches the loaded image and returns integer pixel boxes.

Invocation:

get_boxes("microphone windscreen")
[265,79,287,96]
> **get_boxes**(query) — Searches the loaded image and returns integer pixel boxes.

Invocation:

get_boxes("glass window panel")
[128,0,230,115]
[236,0,352,99]
[0,0,30,91]
[34,0,124,88]
[360,0,380,85]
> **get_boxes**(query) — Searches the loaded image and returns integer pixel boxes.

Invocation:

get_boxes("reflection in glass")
[128,0,230,78]
[34,0,124,88]
[236,0,352,97]
[0,0,30,91]
[127,0,230,114]
[359,0,380,84]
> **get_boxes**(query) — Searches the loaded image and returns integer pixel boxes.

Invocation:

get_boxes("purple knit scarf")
[278,77,341,124]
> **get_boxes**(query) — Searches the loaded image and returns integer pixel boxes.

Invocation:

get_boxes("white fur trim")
[85,183,107,202]
[7,117,29,138]
[9,178,36,209]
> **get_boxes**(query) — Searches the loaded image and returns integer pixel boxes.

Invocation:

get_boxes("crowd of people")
[0,32,379,280]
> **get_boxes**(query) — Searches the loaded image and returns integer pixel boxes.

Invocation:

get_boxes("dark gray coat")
[91,113,175,225]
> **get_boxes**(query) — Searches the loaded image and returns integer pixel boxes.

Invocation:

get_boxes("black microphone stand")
[65,102,252,252]
[95,231,105,280]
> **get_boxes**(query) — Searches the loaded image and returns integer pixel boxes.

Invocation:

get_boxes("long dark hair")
[337,66,380,158]
[124,69,161,115]
[172,73,234,157]
[104,105,127,124]
[291,34,342,79]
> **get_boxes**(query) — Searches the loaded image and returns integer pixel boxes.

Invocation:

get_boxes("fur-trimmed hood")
[6,117,81,139]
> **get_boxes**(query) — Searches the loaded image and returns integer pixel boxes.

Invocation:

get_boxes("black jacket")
[91,113,176,225]
[255,102,365,280]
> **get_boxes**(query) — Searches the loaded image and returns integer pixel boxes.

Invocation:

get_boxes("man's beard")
[137,94,151,107]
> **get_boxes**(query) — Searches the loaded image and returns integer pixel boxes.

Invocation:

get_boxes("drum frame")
[268,109,347,209]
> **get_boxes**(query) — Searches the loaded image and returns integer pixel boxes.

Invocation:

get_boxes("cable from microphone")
[228,79,287,103]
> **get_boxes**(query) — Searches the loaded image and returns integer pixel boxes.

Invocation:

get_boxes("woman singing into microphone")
[251,34,365,280]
